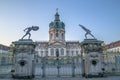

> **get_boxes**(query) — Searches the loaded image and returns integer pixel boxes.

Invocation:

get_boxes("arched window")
[56,48,59,57]
[50,34,53,40]
[50,48,54,56]
[61,48,64,55]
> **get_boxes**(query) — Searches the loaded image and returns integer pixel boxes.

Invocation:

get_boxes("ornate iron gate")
[35,56,82,77]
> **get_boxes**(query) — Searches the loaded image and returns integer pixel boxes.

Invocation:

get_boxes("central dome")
[49,21,65,29]
[49,11,65,29]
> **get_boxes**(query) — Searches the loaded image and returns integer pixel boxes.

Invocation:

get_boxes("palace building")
[105,40,120,63]
[0,44,11,65]
[105,40,120,53]
[35,11,81,57]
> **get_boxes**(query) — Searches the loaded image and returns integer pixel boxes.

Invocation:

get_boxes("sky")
[0,0,120,46]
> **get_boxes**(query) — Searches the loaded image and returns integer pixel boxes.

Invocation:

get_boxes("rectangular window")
[46,51,48,56]
[61,48,64,55]
[71,51,74,56]
[50,48,54,56]
[41,51,43,57]
[66,51,69,56]
[76,51,78,56]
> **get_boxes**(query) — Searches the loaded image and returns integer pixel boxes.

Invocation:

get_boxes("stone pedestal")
[12,39,35,79]
[81,39,104,77]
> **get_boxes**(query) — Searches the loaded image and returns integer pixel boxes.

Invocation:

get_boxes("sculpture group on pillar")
[79,24,96,39]
[12,26,39,79]
[21,26,39,39]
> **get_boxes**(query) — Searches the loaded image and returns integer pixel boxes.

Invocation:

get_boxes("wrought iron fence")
[35,56,82,77]
[0,52,120,77]
[103,52,120,75]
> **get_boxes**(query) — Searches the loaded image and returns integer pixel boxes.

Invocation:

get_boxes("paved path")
[0,76,120,80]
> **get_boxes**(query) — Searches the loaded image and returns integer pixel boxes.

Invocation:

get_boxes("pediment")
[49,41,66,47]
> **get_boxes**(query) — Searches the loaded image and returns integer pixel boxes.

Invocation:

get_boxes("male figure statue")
[21,26,39,39]
[79,24,95,39]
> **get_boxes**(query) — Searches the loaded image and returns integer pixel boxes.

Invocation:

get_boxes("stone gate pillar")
[12,39,36,79]
[81,39,103,77]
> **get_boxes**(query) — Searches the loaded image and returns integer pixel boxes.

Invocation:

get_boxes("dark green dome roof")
[49,21,65,29]
[49,11,65,29]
